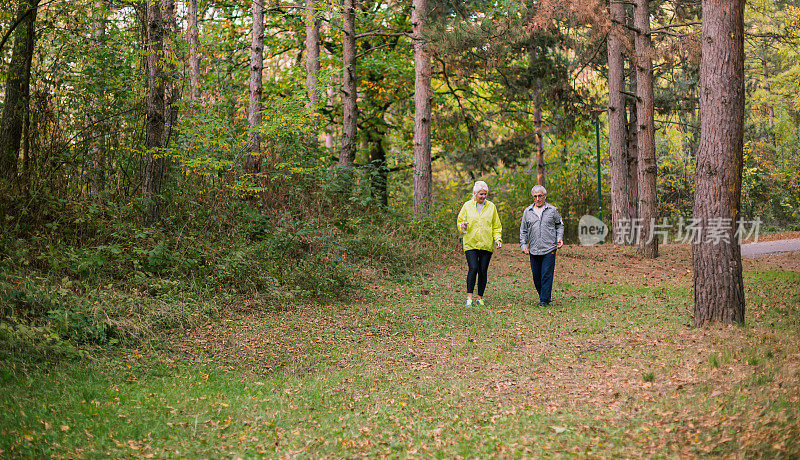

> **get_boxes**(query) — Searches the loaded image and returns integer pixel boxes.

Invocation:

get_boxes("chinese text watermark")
[578,216,762,246]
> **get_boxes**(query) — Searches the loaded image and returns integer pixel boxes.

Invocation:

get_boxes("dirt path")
[742,238,800,258]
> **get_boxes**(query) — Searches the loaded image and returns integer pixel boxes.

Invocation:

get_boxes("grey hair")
[531,185,547,196]
[472,181,489,195]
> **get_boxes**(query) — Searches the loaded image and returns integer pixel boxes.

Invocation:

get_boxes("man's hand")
[496,240,502,249]
[557,239,563,249]
[521,246,529,254]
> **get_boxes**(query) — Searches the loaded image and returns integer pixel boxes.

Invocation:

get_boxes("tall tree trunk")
[0,0,38,184]
[305,0,321,104]
[529,46,545,188]
[187,0,201,103]
[625,12,639,236]
[533,98,545,187]
[326,82,335,152]
[21,99,29,184]
[142,0,166,226]
[607,0,629,244]
[245,0,264,174]
[412,0,432,215]
[163,0,179,147]
[323,45,336,153]
[633,0,658,258]
[692,0,745,327]
[305,0,321,146]
[339,0,357,168]
[523,3,544,188]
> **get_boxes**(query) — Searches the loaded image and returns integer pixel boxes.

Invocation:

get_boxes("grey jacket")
[519,203,564,255]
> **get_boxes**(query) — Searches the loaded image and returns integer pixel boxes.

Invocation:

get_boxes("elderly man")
[519,185,564,306]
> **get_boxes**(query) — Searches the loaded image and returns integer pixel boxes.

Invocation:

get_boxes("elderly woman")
[519,185,563,306]
[457,181,503,307]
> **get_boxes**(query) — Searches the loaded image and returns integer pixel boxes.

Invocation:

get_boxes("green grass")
[1,249,799,457]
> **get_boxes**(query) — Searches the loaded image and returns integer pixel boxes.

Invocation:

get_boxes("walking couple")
[456,181,563,307]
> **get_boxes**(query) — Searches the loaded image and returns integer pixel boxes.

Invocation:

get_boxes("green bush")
[0,163,449,351]
[47,308,115,345]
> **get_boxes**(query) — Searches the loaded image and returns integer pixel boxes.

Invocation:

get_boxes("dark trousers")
[529,250,556,303]
[465,249,493,296]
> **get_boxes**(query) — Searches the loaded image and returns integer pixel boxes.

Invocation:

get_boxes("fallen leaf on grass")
[550,426,567,434]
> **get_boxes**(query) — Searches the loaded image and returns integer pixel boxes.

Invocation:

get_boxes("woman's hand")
[557,239,563,249]
[460,222,468,231]
[521,246,529,254]
[496,240,502,249]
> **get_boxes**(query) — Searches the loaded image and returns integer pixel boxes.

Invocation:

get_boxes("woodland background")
[0,0,799,350]
[1,1,800,456]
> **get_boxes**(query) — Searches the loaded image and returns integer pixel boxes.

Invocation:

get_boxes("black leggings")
[465,249,493,296]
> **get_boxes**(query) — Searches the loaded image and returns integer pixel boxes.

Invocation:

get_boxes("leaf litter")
[154,244,800,456]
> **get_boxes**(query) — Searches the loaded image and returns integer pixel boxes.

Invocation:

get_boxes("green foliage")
[2,0,799,360]
[453,123,611,244]
[1,248,798,458]
[0,171,444,351]
[46,308,114,345]
[0,280,108,360]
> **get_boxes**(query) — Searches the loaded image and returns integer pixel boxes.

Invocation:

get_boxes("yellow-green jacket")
[457,199,502,252]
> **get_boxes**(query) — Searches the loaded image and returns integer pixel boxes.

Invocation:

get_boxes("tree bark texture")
[607,0,629,244]
[633,0,658,258]
[339,0,357,168]
[142,0,166,226]
[412,0,432,215]
[187,0,201,102]
[245,0,264,174]
[0,0,38,184]
[692,0,745,327]
[305,0,321,103]
[326,82,335,152]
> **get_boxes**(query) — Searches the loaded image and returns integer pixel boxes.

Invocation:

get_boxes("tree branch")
[655,118,698,129]
[355,42,394,60]
[621,90,640,102]
[650,29,698,37]
[355,31,411,39]
[387,154,442,172]
[0,0,42,58]
[610,18,640,34]
[651,21,701,32]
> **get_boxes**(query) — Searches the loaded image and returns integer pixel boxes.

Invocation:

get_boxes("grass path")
[2,245,799,457]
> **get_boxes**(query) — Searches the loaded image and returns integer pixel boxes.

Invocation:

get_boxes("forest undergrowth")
[0,242,798,457]
[0,179,456,360]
